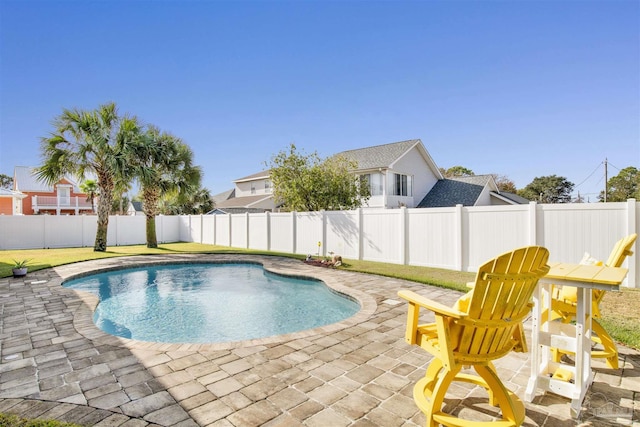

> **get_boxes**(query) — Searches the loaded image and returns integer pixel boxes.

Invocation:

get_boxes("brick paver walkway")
[1,254,638,426]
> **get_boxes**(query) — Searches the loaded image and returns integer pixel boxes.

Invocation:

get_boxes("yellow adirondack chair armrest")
[398,290,465,319]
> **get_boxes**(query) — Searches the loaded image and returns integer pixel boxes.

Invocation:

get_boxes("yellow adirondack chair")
[398,246,549,427]
[546,233,637,369]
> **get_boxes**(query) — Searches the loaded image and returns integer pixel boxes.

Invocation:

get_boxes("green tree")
[491,174,517,193]
[268,144,370,211]
[162,187,214,215]
[439,166,475,178]
[599,166,640,202]
[37,102,141,251]
[129,125,202,248]
[0,173,12,189]
[518,175,574,203]
[79,179,99,212]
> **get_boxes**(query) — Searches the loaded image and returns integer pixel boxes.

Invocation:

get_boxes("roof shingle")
[335,139,420,170]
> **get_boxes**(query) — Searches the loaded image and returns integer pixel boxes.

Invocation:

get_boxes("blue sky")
[1,0,638,201]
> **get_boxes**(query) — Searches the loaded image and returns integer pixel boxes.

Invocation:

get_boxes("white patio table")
[524,262,629,417]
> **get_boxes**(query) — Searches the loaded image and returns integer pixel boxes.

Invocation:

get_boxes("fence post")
[321,210,327,258]
[245,212,250,248]
[627,199,637,288]
[528,201,538,245]
[266,211,271,251]
[400,207,407,265]
[292,211,297,254]
[43,214,49,249]
[454,204,463,271]
[212,213,216,245]
[357,208,363,260]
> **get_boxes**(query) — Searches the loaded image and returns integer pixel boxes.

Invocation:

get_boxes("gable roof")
[493,191,530,204]
[215,194,273,209]
[0,188,26,199]
[335,139,444,180]
[13,166,83,193]
[234,170,270,183]
[418,175,528,207]
[418,178,487,208]
[212,188,235,203]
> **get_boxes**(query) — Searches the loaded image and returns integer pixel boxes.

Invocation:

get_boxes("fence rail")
[1,200,637,287]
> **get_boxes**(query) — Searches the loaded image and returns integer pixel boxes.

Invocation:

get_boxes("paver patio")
[1,254,638,426]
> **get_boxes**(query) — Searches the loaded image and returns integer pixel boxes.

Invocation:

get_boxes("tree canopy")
[518,175,574,203]
[440,166,474,177]
[268,144,370,211]
[599,166,639,202]
[0,173,12,189]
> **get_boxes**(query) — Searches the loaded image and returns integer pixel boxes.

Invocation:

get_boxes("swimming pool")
[63,262,360,343]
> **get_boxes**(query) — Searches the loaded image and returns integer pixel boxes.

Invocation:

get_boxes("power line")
[608,161,622,172]
[574,162,603,188]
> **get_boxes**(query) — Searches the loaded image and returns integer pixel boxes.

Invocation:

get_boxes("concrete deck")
[1,254,638,426]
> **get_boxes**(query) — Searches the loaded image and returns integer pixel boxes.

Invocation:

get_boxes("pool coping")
[51,254,378,353]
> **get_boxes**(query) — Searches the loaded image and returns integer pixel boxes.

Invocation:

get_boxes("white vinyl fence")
[1,200,638,287]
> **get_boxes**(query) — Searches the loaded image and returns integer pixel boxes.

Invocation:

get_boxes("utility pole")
[604,158,608,203]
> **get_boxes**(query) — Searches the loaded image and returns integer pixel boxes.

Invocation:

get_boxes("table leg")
[525,282,545,402]
[571,286,593,417]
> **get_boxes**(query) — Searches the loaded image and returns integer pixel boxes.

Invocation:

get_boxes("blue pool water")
[63,263,359,343]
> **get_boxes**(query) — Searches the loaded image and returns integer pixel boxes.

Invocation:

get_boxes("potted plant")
[12,259,29,278]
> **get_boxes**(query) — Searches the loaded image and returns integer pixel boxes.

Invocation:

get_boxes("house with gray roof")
[213,140,526,213]
[211,170,278,213]
[337,139,442,208]
[418,175,529,207]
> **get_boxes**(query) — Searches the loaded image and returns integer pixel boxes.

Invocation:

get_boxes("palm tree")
[37,102,141,251]
[79,179,99,213]
[162,187,214,214]
[130,125,202,248]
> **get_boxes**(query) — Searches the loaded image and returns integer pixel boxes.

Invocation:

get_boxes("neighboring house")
[214,139,527,212]
[337,139,442,209]
[13,166,95,215]
[211,171,278,214]
[126,201,145,216]
[0,187,26,215]
[418,175,528,207]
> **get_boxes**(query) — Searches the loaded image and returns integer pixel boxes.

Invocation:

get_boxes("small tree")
[268,144,370,211]
[518,175,574,203]
[599,166,639,202]
[80,179,99,212]
[0,173,12,189]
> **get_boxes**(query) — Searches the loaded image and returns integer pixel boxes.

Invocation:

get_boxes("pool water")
[63,263,359,343]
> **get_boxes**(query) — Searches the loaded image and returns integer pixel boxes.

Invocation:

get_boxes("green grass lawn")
[1,243,637,350]
[0,413,83,427]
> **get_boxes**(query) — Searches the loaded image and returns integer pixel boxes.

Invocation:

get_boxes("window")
[393,173,412,196]
[361,173,383,196]
[251,183,256,194]
[57,185,71,205]
[265,180,272,193]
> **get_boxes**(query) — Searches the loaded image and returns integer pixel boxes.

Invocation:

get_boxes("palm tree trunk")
[146,214,157,248]
[95,174,114,252]
[143,187,160,248]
